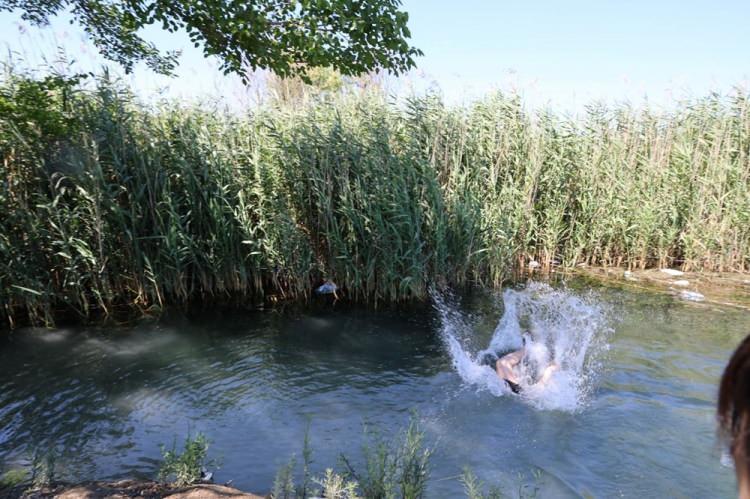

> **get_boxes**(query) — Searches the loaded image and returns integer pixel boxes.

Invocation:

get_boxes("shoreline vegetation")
[2,418,539,499]
[2,68,749,328]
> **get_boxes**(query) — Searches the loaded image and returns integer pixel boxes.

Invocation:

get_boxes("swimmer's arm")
[538,363,559,385]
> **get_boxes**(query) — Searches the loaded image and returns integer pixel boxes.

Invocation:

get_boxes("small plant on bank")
[395,416,432,499]
[29,450,56,490]
[461,467,503,499]
[314,469,361,499]
[272,455,298,499]
[158,433,210,486]
[272,423,318,499]
[516,470,541,499]
[298,424,314,498]
[461,467,543,499]
[340,413,432,499]
[0,468,28,490]
[347,425,398,499]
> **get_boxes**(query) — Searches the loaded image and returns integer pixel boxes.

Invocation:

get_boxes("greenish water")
[0,281,746,497]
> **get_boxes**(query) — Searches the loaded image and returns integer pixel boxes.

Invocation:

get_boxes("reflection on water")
[0,281,746,497]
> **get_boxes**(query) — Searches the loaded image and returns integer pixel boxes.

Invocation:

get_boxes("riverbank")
[2,70,749,328]
[9,481,263,499]
[568,265,750,310]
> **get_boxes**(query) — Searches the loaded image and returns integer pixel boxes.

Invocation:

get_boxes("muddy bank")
[4,481,264,499]
[565,266,750,310]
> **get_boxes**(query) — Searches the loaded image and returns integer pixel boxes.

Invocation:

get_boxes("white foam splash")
[720,447,735,469]
[434,282,611,412]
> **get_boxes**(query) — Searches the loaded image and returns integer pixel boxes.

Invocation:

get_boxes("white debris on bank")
[672,280,690,287]
[660,268,685,277]
[623,270,638,281]
[315,280,338,295]
[679,290,705,302]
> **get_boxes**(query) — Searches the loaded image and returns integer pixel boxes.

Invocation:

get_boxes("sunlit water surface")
[0,280,747,497]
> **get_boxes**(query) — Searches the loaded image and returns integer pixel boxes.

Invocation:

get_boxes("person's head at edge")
[719,334,750,498]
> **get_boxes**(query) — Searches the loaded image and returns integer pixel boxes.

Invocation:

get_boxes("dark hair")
[718,334,750,475]
[479,352,498,368]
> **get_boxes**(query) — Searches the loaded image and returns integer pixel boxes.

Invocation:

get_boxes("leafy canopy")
[0,0,422,80]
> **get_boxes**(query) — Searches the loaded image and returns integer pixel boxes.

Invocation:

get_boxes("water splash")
[433,282,611,412]
[720,447,734,469]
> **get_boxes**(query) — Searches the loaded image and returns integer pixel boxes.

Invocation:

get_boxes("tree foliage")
[0,0,422,79]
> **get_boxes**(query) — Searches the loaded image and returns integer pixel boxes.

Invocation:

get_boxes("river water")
[0,280,746,497]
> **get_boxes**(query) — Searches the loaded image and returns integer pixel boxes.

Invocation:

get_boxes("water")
[0,280,746,497]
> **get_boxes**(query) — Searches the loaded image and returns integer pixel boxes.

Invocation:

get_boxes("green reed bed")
[1,70,748,326]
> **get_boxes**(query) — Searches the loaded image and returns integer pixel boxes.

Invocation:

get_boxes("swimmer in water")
[484,337,559,394]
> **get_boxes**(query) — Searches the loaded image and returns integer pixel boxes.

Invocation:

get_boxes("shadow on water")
[0,280,747,497]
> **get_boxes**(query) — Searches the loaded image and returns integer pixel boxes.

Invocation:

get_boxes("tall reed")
[1,69,748,326]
